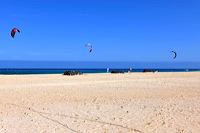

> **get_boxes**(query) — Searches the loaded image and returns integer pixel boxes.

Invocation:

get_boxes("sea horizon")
[0,60,199,74]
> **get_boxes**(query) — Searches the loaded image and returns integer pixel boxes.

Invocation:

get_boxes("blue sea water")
[0,61,199,74]
[0,68,199,75]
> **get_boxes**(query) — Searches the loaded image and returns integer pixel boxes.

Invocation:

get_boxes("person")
[107,68,109,73]
[128,67,132,73]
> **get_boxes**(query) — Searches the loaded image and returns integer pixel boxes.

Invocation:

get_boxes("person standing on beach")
[107,68,109,73]
[128,67,132,73]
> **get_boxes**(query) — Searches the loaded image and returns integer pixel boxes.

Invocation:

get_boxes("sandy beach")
[0,72,199,133]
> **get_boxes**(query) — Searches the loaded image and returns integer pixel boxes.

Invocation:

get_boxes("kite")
[171,51,177,59]
[11,28,20,38]
[85,43,93,53]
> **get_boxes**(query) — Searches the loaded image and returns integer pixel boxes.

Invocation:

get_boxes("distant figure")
[107,68,109,73]
[128,67,132,73]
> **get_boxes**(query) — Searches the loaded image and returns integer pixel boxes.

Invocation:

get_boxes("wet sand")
[0,72,200,133]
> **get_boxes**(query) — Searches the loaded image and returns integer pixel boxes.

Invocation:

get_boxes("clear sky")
[0,0,200,62]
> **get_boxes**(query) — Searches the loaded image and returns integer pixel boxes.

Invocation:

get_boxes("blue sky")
[0,0,200,62]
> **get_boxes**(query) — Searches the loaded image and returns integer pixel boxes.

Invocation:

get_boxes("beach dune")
[0,72,200,133]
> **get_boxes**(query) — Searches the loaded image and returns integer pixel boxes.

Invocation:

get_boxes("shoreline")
[0,71,199,75]
[0,70,199,75]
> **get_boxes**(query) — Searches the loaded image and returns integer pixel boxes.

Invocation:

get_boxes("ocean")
[0,61,199,74]
[0,68,199,75]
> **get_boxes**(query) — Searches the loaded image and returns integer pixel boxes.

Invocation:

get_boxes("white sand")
[0,72,200,133]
